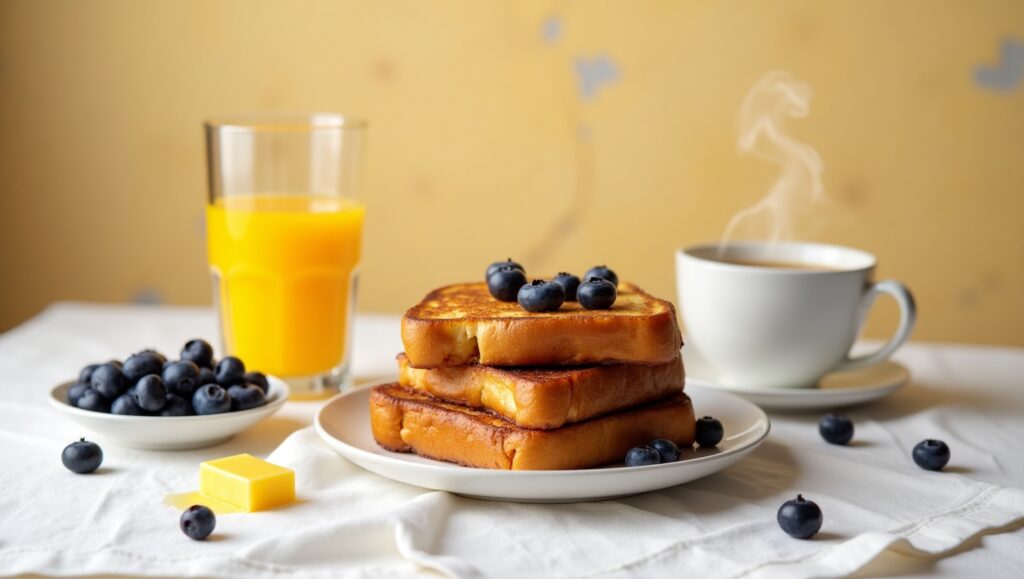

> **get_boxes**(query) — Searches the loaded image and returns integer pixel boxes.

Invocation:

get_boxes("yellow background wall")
[1,1,1022,345]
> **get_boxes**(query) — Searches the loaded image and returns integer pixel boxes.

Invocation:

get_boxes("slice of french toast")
[396,353,684,430]
[369,383,696,470]
[401,282,682,368]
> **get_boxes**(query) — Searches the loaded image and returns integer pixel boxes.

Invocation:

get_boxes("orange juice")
[206,194,364,379]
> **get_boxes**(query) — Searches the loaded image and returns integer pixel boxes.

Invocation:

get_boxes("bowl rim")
[49,376,289,422]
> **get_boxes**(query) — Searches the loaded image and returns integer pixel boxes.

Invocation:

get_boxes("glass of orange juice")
[204,114,366,398]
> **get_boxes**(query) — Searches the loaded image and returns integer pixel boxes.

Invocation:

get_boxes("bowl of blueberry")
[48,339,289,450]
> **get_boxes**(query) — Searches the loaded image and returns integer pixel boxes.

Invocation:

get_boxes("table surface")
[1,303,1022,578]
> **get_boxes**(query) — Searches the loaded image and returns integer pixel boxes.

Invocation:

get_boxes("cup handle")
[834,279,916,372]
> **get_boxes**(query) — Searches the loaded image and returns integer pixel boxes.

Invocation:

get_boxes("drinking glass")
[205,113,366,398]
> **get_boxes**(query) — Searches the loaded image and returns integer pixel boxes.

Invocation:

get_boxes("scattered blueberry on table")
[61,438,103,474]
[517,279,565,312]
[577,277,617,310]
[68,339,268,417]
[695,416,724,448]
[625,445,662,467]
[180,505,216,541]
[777,495,823,539]
[912,439,950,471]
[819,413,854,445]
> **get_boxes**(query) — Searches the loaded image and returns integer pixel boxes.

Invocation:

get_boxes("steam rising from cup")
[718,71,826,255]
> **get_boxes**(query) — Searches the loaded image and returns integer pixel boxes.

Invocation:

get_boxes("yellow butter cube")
[199,453,295,512]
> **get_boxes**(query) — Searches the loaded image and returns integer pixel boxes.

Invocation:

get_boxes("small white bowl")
[48,377,289,450]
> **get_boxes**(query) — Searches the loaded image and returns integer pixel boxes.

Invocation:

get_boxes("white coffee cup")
[676,241,915,389]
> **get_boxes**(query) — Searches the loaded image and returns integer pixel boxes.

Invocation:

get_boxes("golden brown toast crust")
[401,282,683,368]
[397,353,685,430]
[369,384,696,470]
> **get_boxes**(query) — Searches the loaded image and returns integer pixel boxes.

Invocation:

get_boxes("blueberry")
[181,339,215,369]
[76,388,111,413]
[552,272,581,301]
[487,266,528,302]
[61,438,103,474]
[625,446,662,467]
[133,375,167,412]
[777,495,823,539]
[228,384,268,411]
[90,363,127,399]
[122,352,165,385]
[67,382,90,406]
[650,438,681,462]
[584,265,618,287]
[198,367,217,386]
[136,349,168,365]
[111,393,147,415]
[160,394,193,416]
[819,413,854,445]
[517,279,565,312]
[485,258,524,281]
[107,359,123,369]
[695,416,724,448]
[180,505,216,541]
[913,439,950,471]
[244,371,270,394]
[577,277,617,310]
[78,363,100,384]
[192,384,231,415]
[163,360,201,398]
[214,356,246,387]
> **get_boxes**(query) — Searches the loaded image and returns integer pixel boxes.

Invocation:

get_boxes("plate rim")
[314,384,771,477]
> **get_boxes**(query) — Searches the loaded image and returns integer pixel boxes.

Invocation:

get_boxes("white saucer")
[685,356,910,411]
[315,386,769,503]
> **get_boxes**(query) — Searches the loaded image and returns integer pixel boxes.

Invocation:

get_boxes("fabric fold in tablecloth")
[3,423,1021,579]
[1,303,1023,578]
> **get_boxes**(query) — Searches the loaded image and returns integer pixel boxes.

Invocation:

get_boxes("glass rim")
[205,112,367,132]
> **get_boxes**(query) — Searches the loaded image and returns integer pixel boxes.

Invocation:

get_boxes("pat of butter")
[199,453,295,512]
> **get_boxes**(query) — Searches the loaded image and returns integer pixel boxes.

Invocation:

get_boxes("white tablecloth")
[1,303,1022,578]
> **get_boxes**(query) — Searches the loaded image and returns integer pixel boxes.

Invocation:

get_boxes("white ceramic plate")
[49,377,289,450]
[686,357,910,411]
[315,386,769,503]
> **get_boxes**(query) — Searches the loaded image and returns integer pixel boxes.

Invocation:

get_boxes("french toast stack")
[369,282,696,470]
